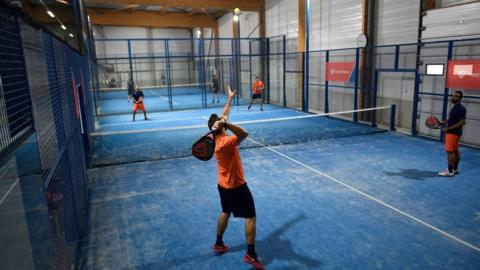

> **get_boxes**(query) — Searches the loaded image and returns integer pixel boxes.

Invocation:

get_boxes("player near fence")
[131,85,149,122]
[208,86,265,270]
[127,78,135,103]
[438,90,467,177]
[248,76,265,111]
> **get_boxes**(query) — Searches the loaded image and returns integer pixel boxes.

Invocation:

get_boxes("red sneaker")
[243,253,265,270]
[213,244,229,254]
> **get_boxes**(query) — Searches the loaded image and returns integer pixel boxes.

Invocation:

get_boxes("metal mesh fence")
[418,39,480,146]
[92,36,480,147]
[93,38,267,116]
[0,11,34,161]
[0,6,93,269]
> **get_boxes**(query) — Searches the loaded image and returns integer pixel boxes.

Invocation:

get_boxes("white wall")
[218,13,233,39]
[437,0,479,7]
[373,0,420,130]
[265,0,299,39]
[217,11,261,97]
[218,13,234,55]
[375,0,420,45]
[240,12,260,38]
[422,1,480,40]
[310,0,363,50]
[308,0,363,113]
[265,0,299,108]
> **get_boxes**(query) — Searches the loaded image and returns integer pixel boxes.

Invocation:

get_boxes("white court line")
[202,116,209,120]
[148,91,179,105]
[0,178,19,206]
[246,137,480,253]
[98,116,207,127]
[96,107,292,127]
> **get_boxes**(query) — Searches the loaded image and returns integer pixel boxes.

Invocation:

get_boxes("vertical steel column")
[371,70,379,127]
[231,39,237,105]
[229,58,233,92]
[325,50,330,113]
[127,39,133,80]
[249,40,252,101]
[301,52,306,112]
[411,66,421,135]
[165,40,173,110]
[220,60,224,94]
[354,48,360,122]
[236,37,241,105]
[198,36,206,108]
[202,36,207,107]
[304,0,310,112]
[187,52,192,83]
[394,45,400,70]
[412,0,424,136]
[266,38,271,104]
[440,41,453,141]
[282,35,286,107]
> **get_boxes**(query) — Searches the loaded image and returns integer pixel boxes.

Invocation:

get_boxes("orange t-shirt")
[214,133,245,189]
[252,81,264,95]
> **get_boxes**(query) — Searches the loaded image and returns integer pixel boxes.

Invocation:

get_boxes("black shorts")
[252,93,262,99]
[218,183,256,218]
[212,87,219,94]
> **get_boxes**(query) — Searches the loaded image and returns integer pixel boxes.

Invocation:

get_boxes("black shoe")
[248,105,251,110]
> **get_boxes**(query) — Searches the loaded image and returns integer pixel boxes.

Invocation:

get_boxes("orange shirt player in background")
[208,86,265,270]
[248,75,265,111]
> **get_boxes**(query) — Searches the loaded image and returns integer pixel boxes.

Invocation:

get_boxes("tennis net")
[91,106,396,167]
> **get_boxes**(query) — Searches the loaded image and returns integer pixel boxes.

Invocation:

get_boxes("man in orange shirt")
[207,86,265,270]
[248,76,265,111]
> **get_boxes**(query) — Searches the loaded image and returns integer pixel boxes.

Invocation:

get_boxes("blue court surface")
[80,104,480,269]
[97,88,249,115]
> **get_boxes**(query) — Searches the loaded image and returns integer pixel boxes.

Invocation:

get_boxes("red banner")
[446,60,480,89]
[326,62,355,82]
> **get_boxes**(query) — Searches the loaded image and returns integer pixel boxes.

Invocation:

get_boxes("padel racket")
[192,132,215,161]
[425,115,445,129]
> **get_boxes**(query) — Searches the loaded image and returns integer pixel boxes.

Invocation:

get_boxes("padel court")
[79,104,480,269]
[2,1,480,270]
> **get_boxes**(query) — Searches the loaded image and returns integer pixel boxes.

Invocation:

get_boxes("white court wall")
[422,1,480,40]
[374,0,420,130]
[265,0,299,107]
[310,0,362,50]
[93,26,193,87]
